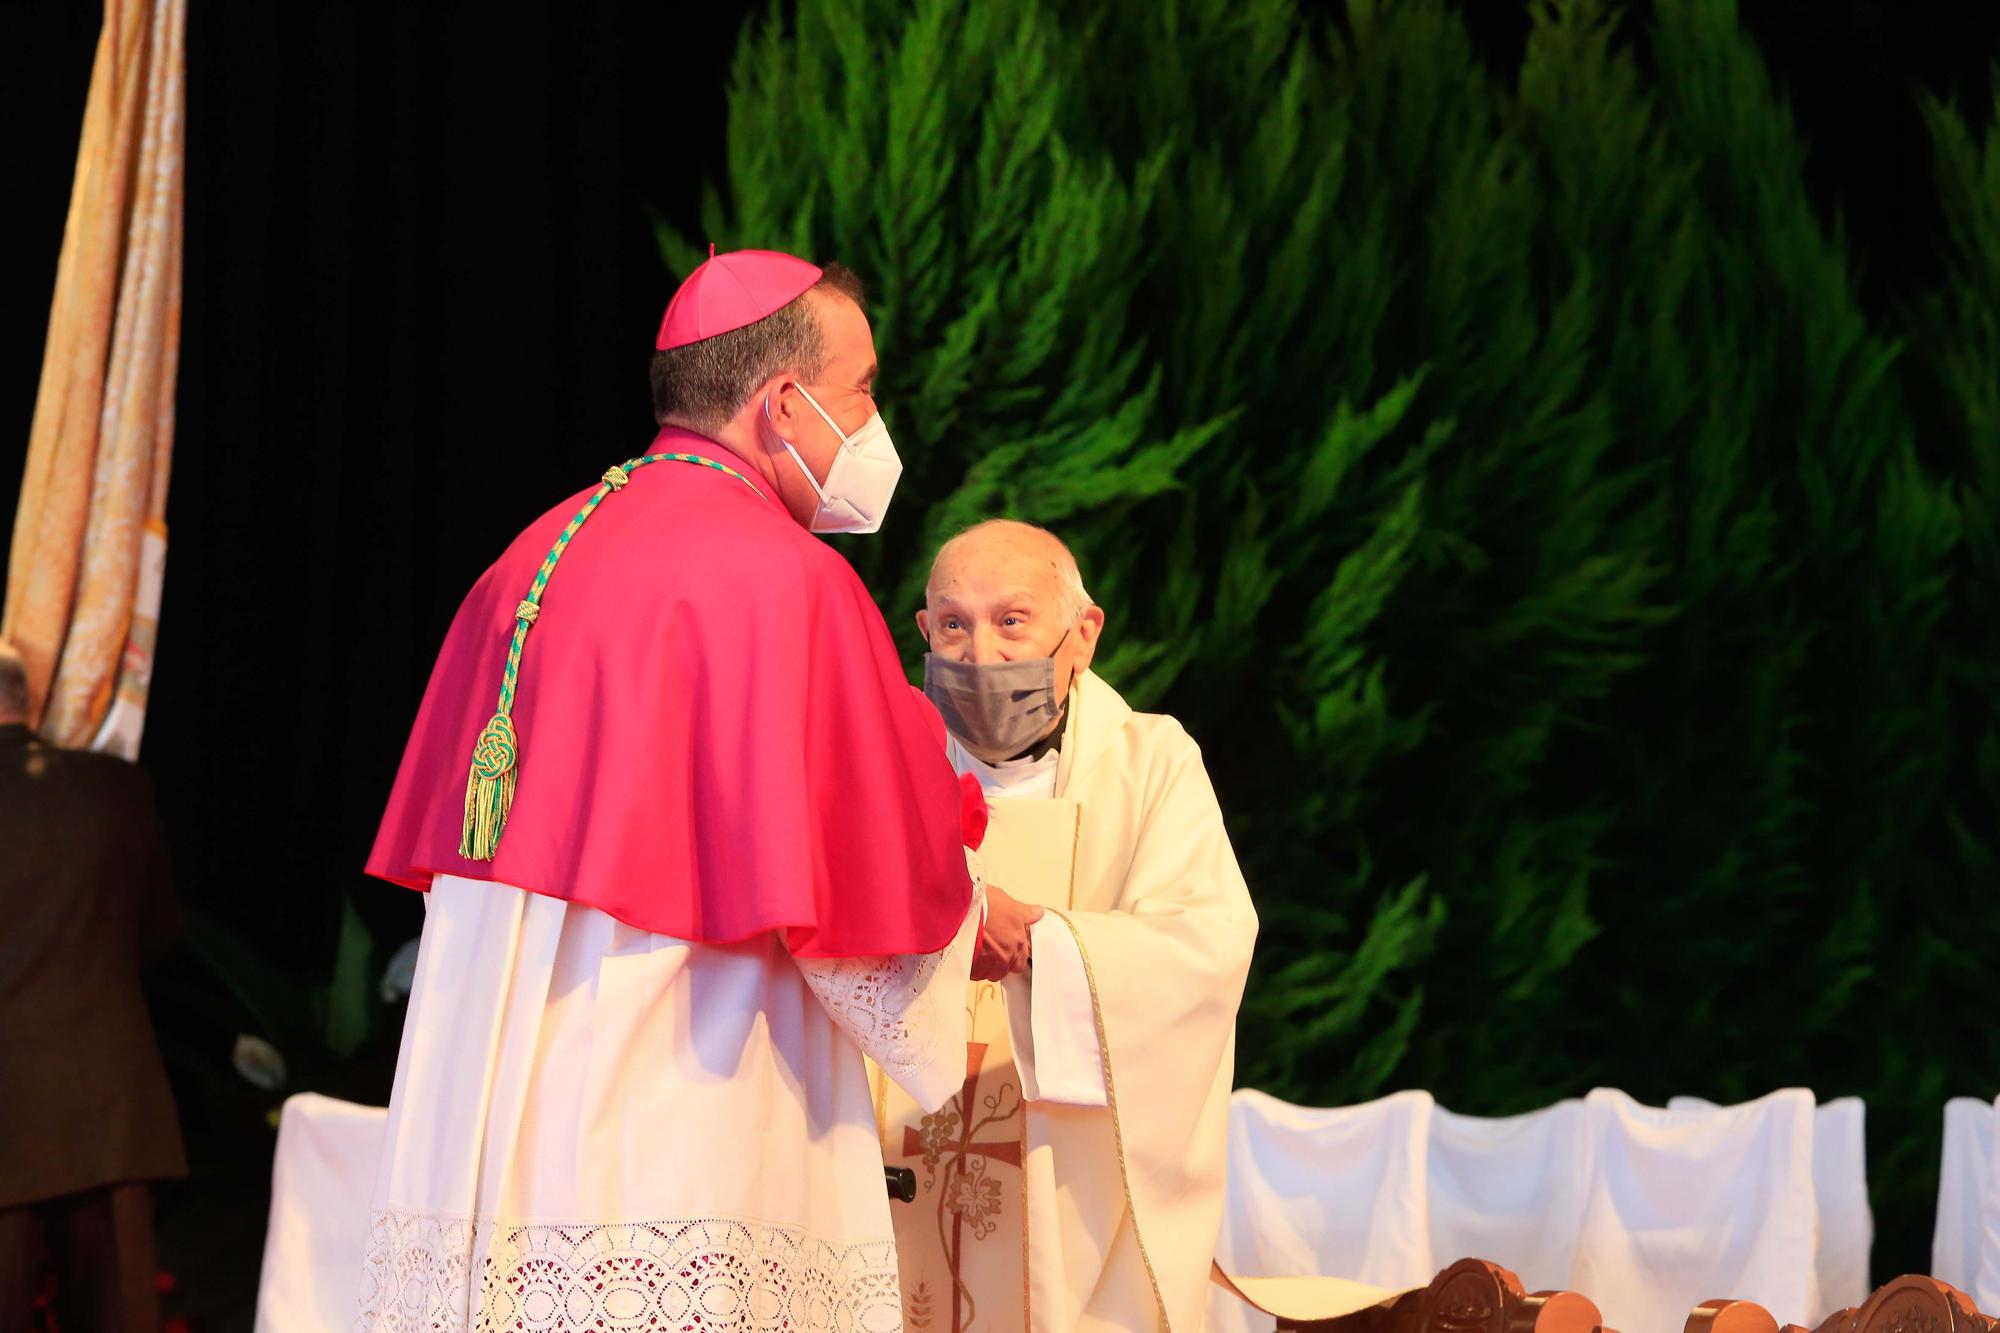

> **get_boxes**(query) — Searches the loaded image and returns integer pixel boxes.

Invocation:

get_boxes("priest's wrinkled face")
[917,519,1105,698]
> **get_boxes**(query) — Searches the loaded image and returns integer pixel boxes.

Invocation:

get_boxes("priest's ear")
[1071,605,1106,671]
[914,607,934,646]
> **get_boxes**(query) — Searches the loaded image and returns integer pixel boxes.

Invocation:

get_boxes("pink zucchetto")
[655,246,824,351]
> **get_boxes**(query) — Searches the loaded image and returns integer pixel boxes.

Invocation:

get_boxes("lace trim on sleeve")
[794,851,984,1082]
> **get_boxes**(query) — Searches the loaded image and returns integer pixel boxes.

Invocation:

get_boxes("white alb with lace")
[352,871,981,1333]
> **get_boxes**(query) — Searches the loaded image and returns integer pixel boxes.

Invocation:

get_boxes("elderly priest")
[873,519,1259,1333]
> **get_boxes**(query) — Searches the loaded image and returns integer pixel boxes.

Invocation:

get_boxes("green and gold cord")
[459,452,762,859]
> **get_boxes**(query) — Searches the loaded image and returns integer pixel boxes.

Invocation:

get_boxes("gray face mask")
[922,632,1071,764]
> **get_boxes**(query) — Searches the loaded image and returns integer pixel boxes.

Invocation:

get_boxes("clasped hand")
[972,884,1041,982]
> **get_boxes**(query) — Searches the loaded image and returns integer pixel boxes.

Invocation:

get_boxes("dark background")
[8,0,1999,976]
[4,0,1999,1318]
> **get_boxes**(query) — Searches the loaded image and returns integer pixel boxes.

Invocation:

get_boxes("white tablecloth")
[1933,1096,2000,1311]
[1429,1098,1585,1294]
[1574,1088,1818,1333]
[254,1093,389,1333]
[1674,1094,1872,1314]
[1213,1087,1850,1333]
[1208,1089,1436,1333]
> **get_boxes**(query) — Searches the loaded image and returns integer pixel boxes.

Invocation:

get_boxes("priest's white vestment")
[358,870,984,1333]
[874,670,1257,1333]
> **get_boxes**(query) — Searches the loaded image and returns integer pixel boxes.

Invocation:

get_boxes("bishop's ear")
[914,608,932,644]
[759,376,806,436]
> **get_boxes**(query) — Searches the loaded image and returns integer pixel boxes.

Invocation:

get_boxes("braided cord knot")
[470,714,519,780]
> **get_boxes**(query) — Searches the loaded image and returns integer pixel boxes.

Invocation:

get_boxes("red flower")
[958,772,989,851]
[155,1272,176,1296]
[163,1318,192,1333]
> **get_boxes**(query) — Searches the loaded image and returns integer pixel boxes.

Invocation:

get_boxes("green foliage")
[1884,68,2000,1274]
[674,0,1999,1274]
[174,897,397,1084]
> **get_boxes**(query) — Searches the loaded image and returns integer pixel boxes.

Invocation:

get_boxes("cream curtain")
[4,0,186,754]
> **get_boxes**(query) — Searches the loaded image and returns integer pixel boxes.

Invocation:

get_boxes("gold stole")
[871,797,1081,1333]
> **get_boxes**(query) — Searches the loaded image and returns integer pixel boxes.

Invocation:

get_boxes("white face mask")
[767,384,904,535]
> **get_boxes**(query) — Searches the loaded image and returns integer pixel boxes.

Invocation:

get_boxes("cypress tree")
[669,0,1993,1271]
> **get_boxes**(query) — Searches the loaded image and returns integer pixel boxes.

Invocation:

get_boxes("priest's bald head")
[917,521,1106,762]
[649,250,889,533]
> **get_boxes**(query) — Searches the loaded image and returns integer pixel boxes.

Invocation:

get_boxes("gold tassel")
[459,713,520,860]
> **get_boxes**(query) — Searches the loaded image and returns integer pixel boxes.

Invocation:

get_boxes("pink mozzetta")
[366,427,974,958]
[655,248,824,350]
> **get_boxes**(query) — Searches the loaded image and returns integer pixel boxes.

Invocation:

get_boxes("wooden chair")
[1213,1257,1611,1333]
[1780,1275,1997,1333]
[1215,1258,2000,1333]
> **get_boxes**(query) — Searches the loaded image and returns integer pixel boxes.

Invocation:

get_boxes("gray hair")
[1050,542,1092,624]
[0,640,28,722]
[648,262,866,435]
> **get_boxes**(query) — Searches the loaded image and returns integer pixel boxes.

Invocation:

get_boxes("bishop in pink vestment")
[356,251,999,1333]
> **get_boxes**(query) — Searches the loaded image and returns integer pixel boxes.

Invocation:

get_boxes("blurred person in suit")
[0,639,185,1333]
